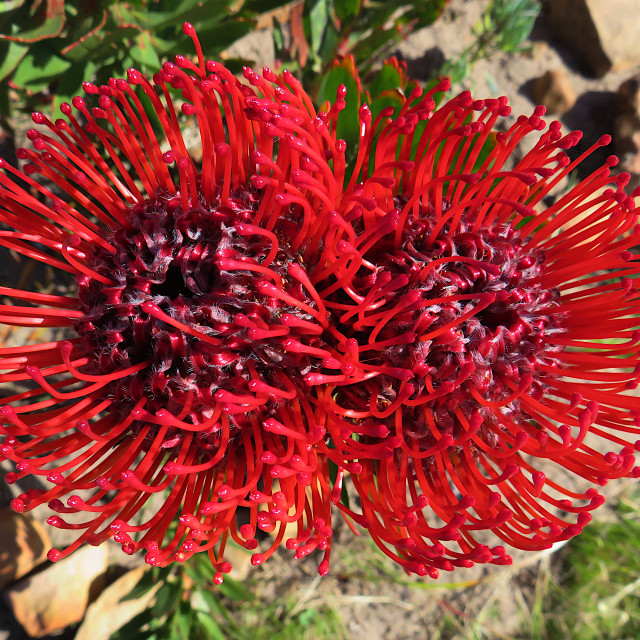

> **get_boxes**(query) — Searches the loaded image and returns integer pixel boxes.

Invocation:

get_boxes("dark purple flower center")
[75,186,325,447]
[338,205,567,456]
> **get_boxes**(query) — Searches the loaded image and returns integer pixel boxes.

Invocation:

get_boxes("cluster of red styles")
[1,24,639,584]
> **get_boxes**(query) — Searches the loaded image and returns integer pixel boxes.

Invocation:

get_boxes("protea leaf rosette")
[0,25,352,579]
[317,84,640,577]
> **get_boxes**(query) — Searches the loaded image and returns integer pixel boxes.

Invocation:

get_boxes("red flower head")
[0,25,350,580]
[317,83,640,577]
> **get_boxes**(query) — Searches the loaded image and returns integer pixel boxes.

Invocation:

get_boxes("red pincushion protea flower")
[315,83,640,577]
[0,25,349,580]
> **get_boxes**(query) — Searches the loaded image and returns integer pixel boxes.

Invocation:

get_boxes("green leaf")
[132,0,228,32]
[61,25,142,63]
[0,0,26,13]
[173,600,192,639]
[0,0,26,34]
[334,0,361,23]
[129,31,162,70]
[120,568,161,603]
[469,131,498,173]
[488,0,540,54]
[405,0,449,26]
[152,581,182,618]
[317,62,361,149]
[219,574,252,602]
[191,590,216,614]
[242,0,294,12]
[195,20,255,55]
[111,609,155,640]
[0,0,65,43]
[353,3,397,31]
[0,80,10,122]
[431,131,497,190]
[56,9,108,58]
[195,611,226,640]
[12,44,71,91]
[0,40,29,81]
[351,26,403,70]
[307,0,330,57]
[185,554,216,586]
[368,63,402,100]
[440,56,471,85]
[272,17,285,58]
[317,19,340,68]
[109,2,144,29]
[50,61,94,116]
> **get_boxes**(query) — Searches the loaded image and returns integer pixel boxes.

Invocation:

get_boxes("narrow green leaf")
[50,61,94,117]
[0,40,29,81]
[110,610,155,640]
[195,611,225,640]
[272,17,285,57]
[12,44,71,91]
[120,568,160,603]
[61,26,141,63]
[317,63,361,150]
[0,81,10,121]
[152,581,182,618]
[129,31,162,70]
[334,0,361,22]
[242,0,294,12]
[0,0,65,43]
[308,0,330,57]
[368,63,402,100]
[173,600,192,639]
[219,574,252,602]
[405,0,449,26]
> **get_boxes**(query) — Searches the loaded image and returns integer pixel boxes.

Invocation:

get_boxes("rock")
[545,0,640,77]
[3,544,109,637]
[255,1,296,30]
[0,508,50,589]
[524,41,550,61]
[75,566,160,640]
[223,544,252,581]
[532,70,576,114]
[617,74,640,118]
[614,73,640,174]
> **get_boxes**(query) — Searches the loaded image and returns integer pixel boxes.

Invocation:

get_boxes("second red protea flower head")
[313,84,640,577]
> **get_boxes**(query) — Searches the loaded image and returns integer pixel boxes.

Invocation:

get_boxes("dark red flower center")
[336,203,567,457]
[75,184,327,451]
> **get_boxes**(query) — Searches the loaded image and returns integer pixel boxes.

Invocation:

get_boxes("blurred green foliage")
[111,549,348,640]
[441,0,541,83]
[0,0,451,136]
[536,491,640,640]
[272,0,448,90]
[0,0,294,122]
[0,0,541,139]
